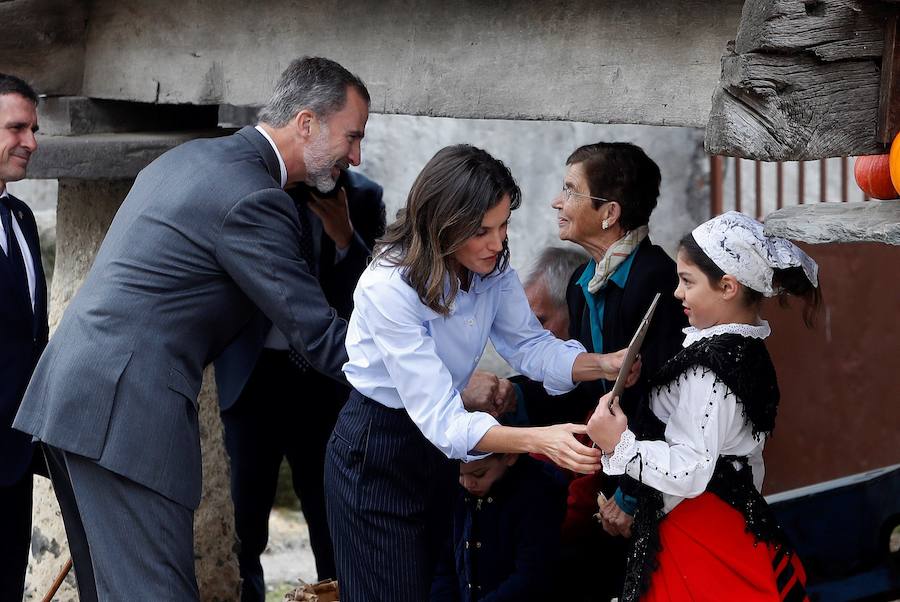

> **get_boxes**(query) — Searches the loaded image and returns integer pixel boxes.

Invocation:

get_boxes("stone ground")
[262,508,318,602]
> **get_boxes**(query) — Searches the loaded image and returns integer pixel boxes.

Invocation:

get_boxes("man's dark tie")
[0,196,32,317]
[287,196,317,372]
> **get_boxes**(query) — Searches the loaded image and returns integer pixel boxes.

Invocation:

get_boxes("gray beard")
[306,170,337,193]
[303,127,337,193]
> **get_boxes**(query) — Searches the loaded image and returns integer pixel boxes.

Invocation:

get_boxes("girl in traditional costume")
[587,211,820,601]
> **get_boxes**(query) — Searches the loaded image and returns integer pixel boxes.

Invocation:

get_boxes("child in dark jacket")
[430,453,567,601]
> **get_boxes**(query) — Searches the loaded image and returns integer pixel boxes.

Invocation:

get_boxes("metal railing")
[709,156,869,218]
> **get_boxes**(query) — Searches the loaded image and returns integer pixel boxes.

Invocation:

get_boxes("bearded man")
[213,101,385,601]
[14,56,368,601]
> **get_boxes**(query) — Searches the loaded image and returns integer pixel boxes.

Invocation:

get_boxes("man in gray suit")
[14,56,368,601]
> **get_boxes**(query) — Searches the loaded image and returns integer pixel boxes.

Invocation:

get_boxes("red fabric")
[562,472,603,540]
[644,493,808,602]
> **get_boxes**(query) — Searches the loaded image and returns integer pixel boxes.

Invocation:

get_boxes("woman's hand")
[534,424,601,475]
[586,393,628,453]
[598,495,633,538]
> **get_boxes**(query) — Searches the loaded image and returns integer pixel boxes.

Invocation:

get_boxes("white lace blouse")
[601,321,772,514]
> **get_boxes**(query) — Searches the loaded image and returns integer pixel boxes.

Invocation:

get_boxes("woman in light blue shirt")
[324,145,637,602]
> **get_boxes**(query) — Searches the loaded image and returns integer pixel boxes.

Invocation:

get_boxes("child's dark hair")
[679,233,823,328]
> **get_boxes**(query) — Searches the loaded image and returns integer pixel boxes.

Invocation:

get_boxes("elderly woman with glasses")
[549,142,687,602]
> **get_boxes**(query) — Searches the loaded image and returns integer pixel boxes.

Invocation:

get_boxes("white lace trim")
[681,320,770,347]
[600,429,636,475]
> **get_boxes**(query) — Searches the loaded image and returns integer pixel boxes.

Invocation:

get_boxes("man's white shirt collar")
[254,125,287,189]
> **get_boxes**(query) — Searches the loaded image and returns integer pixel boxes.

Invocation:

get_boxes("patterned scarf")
[587,225,649,294]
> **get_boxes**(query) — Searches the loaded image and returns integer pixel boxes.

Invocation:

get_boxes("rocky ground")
[262,508,318,601]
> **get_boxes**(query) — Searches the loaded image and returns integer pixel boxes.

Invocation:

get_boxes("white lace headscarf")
[692,211,819,297]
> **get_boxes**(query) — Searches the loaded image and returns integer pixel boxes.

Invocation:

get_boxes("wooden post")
[877,14,900,144]
[776,162,784,209]
[841,157,849,202]
[755,160,763,218]
[710,155,724,216]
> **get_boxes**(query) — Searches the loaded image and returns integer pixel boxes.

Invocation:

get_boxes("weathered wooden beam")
[0,0,86,96]
[764,201,900,244]
[706,0,894,161]
[877,15,900,143]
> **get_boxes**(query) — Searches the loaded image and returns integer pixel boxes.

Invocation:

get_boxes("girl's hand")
[586,393,628,453]
[536,424,601,475]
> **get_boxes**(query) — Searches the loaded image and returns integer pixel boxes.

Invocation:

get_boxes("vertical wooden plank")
[776,161,784,209]
[710,155,724,216]
[734,157,742,213]
[841,157,849,202]
[755,160,762,218]
[798,160,806,205]
[877,14,900,144]
[819,158,828,202]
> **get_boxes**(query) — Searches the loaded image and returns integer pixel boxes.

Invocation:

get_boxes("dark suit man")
[13,57,369,601]
[214,171,385,601]
[0,73,48,601]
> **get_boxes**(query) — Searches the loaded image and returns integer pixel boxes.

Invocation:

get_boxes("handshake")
[461,370,517,418]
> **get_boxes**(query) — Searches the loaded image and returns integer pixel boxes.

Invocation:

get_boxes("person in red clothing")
[588,212,818,601]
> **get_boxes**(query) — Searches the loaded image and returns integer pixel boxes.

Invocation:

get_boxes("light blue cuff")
[543,340,586,395]
[445,410,499,462]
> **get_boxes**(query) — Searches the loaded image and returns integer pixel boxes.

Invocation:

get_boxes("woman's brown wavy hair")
[374,144,522,316]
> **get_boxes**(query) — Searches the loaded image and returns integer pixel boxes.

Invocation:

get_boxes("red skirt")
[644,492,808,602]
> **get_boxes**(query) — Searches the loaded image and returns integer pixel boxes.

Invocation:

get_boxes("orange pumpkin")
[854,154,899,199]
[891,131,900,197]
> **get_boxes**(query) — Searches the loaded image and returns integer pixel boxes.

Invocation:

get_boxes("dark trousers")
[44,445,198,601]
[0,472,32,601]
[221,350,342,602]
[325,391,457,602]
[0,447,47,601]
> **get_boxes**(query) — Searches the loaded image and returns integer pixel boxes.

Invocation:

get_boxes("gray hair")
[524,247,588,308]
[258,57,369,127]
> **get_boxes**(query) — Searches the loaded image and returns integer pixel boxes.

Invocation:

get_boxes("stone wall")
[1,0,742,127]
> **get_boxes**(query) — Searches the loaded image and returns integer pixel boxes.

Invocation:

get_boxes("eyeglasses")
[560,186,613,205]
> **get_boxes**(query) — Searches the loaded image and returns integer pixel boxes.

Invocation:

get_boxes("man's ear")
[720,274,741,301]
[294,109,315,140]
[504,454,519,467]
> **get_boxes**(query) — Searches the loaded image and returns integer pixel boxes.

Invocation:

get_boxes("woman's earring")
[602,219,609,230]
